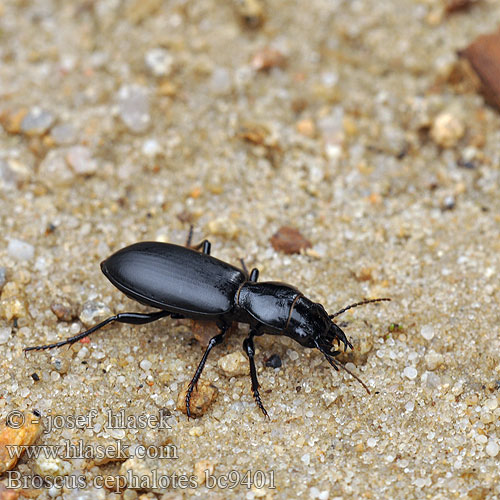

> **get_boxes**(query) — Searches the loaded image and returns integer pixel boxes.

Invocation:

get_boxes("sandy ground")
[1,0,500,498]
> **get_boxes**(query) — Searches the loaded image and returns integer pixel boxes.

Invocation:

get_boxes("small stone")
[459,30,500,110]
[142,139,161,157]
[51,357,70,374]
[0,483,20,499]
[20,107,55,136]
[145,48,174,77]
[0,107,28,134]
[193,460,215,485]
[125,0,162,24]
[0,411,42,473]
[403,366,418,380]
[38,149,76,187]
[116,84,151,134]
[251,47,286,72]
[177,380,218,418]
[486,439,499,457]
[50,123,77,145]
[79,301,112,327]
[420,324,435,340]
[7,239,34,261]
[217,351,247,377]
[422,371,440,388]
[34,456,72,477]
[209,67,232,95]
[0,327,11,344]
[425,350,444,371]
[265,354,282,368]
[140,359,152,371]
[430,112,465,148]
[65,146,98,175]
[235,0,265,29]
[270,226,312,254]
[0,268,6,292]
[444,0,477,14]
[296,118,316,138]
[50,299,78,322]
[484,397,498,411]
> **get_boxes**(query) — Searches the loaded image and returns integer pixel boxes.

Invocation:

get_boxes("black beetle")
[25,233,390,418]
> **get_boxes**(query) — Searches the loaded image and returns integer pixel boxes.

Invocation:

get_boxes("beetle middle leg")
[243,330,269,418]
[24,310,173,352]
[186,324,228,418]
[185,225,211,255]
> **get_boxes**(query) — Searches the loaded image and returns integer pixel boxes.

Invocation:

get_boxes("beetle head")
[286,296,351,353]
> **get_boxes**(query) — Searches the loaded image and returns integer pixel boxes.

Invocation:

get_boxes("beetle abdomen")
[101,242,246,317]
[237,281,301,330]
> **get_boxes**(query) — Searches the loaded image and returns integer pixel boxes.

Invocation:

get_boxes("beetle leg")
[186,326,228,418]
[249,268,259,282]
[243,331,269,419]
[24,311,172,352]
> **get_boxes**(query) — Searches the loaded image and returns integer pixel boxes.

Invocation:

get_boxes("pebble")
[235,0,265,29]
[50,300,79,322]
[425,350,444,371]
[142,139,161,157]
[0,160,17,190]
[0,267,6,292]
[251,47,286,72]
[193,459,215,485]
[430,112,465,148]
[420,324,435,340]
[270,226,312,254]
[176,380,218,418]
[209,67,232,95]
[217,351,248,377]
[0,327,11,344]
[144,48,174,77]
[79,301,112,327]
[50,123,77,145]
[51,357,70,374]
[116,84,151,134]
[486,439,499,457]
[7,238,34,261]
[265,354,282,368]
[38,149,76,187]
[0,411,42,473]
[139,359,152,371]
[403,366,418,380]
[20,107,55,136]
[65,146,98,175]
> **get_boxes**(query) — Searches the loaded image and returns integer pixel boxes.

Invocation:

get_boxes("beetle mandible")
[25,232,390,418]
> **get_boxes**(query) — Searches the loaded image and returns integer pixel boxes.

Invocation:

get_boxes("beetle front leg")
[243,331,269,419]
[186,325,228,418]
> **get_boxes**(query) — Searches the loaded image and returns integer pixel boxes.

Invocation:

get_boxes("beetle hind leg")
[186,324,228,418]
[243,331,269,419]
[24,310,172,352]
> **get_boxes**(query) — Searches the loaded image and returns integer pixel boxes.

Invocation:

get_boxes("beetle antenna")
[324,353,371,394]
[314,340,371,394]
[329,298,391,319]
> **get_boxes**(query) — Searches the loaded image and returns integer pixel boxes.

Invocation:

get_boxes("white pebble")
[367,437,377,448]
[486,439,499,457]
[145,48,174,76]
[301,453,310,465]
[403,366,418,380]
[288,350,299,361]
[0,326,12,344]
[420,324,435,340]
[7,238,34,260]
[140,359,152,371]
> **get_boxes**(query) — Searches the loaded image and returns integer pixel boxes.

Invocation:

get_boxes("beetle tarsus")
[24,310,171,352]
[243,331,269,418]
